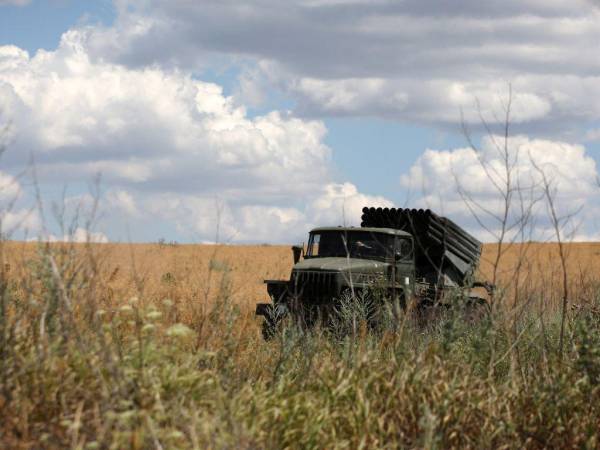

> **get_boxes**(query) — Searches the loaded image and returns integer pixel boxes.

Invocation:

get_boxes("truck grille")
[291,271,337,303]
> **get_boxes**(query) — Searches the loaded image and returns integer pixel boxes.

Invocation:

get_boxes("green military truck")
[256,207,490,338]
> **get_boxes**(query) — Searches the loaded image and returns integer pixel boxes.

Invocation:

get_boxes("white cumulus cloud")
[30,228,109,243]
[141,182,393,243]
[0,33,392,242]
[0,170,39,237]
[400,135,600,240]
[0,33,331,201]
[1,208,40,236]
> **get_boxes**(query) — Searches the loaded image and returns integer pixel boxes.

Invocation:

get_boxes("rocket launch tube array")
[361,207,482,280]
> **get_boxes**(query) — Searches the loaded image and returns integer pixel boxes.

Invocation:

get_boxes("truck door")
[394,237,415,295]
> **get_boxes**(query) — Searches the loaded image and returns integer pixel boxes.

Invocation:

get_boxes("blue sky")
[0,0,599,243]
[0,1,114,52]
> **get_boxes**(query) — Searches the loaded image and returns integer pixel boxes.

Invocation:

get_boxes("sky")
[0,0,599,243]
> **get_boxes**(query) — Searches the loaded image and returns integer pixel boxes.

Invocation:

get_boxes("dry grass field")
[4,240,599,313]
[2,239,600,449]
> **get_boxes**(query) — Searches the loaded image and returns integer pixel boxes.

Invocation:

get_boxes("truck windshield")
[306,230,395,261]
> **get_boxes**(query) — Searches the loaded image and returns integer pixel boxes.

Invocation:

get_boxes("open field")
[1,240,600,449]
[4,240,600,312]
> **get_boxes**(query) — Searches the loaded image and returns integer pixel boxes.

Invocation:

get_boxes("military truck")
[256,207,491,338]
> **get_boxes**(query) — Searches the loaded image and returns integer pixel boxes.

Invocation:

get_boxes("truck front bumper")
[255,303,273,317]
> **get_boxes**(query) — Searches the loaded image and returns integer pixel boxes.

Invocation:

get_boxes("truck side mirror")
[292,245,303,264]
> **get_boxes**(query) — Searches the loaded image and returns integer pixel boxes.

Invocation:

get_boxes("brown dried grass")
[4,240,599,314]
[2,240,600,448]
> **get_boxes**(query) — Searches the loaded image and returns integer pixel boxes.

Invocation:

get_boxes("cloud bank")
[79,0,600,134]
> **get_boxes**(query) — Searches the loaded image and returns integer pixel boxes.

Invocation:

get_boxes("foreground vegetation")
[1,241,600,449]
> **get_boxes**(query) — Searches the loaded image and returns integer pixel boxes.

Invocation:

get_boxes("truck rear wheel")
[464,297,490,322]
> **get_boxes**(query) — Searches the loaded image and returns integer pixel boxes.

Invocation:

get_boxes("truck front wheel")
[261,317,280,340]
[259,302,289,340]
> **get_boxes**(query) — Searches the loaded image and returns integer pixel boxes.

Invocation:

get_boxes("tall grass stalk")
[1,240,600,449]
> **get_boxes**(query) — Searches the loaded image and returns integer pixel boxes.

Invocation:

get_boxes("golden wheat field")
[3,239,600,449]
[4,240,600,315]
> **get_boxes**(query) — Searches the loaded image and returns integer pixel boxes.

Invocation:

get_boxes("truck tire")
[464,297,490,322]
[260,301,290,340]
[261,317,279,340]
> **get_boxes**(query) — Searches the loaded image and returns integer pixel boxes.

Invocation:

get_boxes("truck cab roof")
[309,226,412,238]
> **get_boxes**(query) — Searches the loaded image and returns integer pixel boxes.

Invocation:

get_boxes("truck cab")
[299,226,414,297]
[256,226,416,336]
